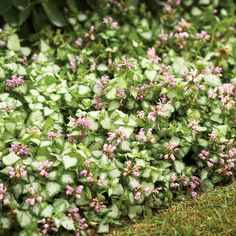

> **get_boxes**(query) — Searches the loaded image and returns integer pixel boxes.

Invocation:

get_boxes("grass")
[110,182,236,236]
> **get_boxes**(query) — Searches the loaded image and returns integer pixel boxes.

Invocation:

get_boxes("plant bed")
[0,1,236,235]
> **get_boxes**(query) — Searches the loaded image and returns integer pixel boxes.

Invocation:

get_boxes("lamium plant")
[0,0,236,235]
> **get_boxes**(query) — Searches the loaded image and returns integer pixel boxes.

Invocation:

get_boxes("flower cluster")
[8,165,27,178]
[25,187,42,206]
[72,116,92,130]
[66,185,84,199]
[9,143,29,157]
[40,218,58,234]
[136,128,155,143]
[89,198,107,212]
[123,161,140,177]
[37,160,53,178]
[103,16,119,28]
[163,142,180,161]
[0,183,10,205]
[6,75,24,90]
[107,127,128,144]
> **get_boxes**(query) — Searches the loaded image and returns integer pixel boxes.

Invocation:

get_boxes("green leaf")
[200,170,208,180]
[204,74,222,87]
[7,34,21,51]
[46,182,61,197]
[62,156,78,169]
[191,7,202,16]
[61,173,75,184]
[106,87,117,100]
[41,205,53,217]
[65,0,77,12]
[12,0,29,9]
[199,0,210,4]
[129,176,140,188]
[0,0,12,14]
[201,180,213,192]
[215,125,228,136]
[61,216,76,231]
[144,70,157,81]
[5,122,16,134]
[97,64,108,71]
[29,110,44,124]
[3,152,20,166]
[0,217,11,229]
[53,199,70,214]
[78,85,91,97]
[119,140,131,152]
[174,161,185,174]
[2,7,19,26]
[20,47,31,57]
[107,204,120,219]
[109,169,121,178]
[97,221,109,233]
[42,2,67,27]
[172,57,186,73]
[17,211,32,227]
[128,206,142,219]
[100,117,111,130]
[32,8,45,32]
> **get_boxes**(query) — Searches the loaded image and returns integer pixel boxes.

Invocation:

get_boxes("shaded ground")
[111,182,236,236]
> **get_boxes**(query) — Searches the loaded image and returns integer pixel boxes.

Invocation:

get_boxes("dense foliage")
[0,0,236,235]
[0,0,89,31]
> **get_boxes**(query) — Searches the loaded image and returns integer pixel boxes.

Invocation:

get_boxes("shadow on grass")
[110,182,236,236]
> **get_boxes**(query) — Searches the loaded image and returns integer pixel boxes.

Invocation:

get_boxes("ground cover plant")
[0,0,236,235]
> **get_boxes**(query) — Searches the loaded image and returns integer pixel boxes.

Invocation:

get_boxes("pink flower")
[37,160,53,178]
[117,88,126,99]
[147,47,161,63]
[76,186,83,199]
[84,25,96,41]
[102,143,116,157]
[68,206,80,220]
[26,198,35,206]
[9,143,29,157]
[136,128,146,142]
[196,31,210,41]
[207,159,215,168]
[79,218,88,230]
[36,196,43,202]
[8,165,26,178]
[6,75,25,90]
[103,16,119,28]
[89,198,106,212]
[75,38,83,46]
[137,111,145,119]
[80,169,88,176]
[191,191,197,198]
[134,192,141,201]
[188,119,200,133]
[69,56,76,72]
[47,130,62,140]
[162,75,177,87]
[147,111,156,121]
[40,218,58,234]
[66,185,74,196]
[199,150,209,160]
[3,198,10,205]
[73,116,92,130]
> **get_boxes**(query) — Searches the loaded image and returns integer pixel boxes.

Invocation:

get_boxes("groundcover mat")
[0,1,235,235]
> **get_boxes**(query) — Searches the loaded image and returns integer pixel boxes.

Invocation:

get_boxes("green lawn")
[111,182,236,236]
